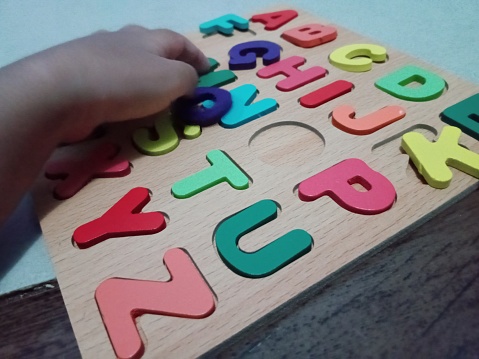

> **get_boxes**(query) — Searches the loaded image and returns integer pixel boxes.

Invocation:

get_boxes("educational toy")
[32,7,479,359]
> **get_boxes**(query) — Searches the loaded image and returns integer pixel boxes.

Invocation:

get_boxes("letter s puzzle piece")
[401,126,479,188]
[73,187,166,249]
[45,142,131,200]
[298,158,396,214]
[95,248,216,359]
[251,9,298,30]
[214,199,313,278]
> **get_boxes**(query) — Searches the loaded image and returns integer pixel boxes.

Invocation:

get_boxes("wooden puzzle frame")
[32,7,479,359]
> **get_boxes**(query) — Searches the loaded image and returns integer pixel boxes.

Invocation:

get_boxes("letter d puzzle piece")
[401,126,479,189]
[73,187,166,249]
[298,158,396,214]
[215,199,313,278]
[95,248,216,359]
[45,142,130,200]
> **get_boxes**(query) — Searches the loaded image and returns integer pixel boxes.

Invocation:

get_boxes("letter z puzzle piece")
[298,158,396,214]
[45,142,130,199]
[215,199,313,278]
[95,248,216,359]
[401,126,479,188]
[73,187,166,249]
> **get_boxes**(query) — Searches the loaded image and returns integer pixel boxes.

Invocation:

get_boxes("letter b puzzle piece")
[298,158,397,214]
[45,142,131,199]
[73,187,166,249]
[215,199,313,278]
[401,126,479,188]
[96,248,216,359]
[282,23,337,48]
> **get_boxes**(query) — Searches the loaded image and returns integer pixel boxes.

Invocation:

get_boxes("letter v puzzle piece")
[44,142,131,199]
[95,248,216,359]
[73,187,166,249]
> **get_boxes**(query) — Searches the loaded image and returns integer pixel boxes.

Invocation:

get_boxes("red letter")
[282,23,337,48]
[300,80,353,108]
[251,10,298,30]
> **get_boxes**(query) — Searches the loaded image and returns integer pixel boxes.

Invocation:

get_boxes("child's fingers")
[149,29,210,74]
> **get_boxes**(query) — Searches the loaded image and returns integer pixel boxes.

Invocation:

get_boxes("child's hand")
[0,26,209,223]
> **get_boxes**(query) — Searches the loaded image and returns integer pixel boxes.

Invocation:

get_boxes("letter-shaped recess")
[282,23,337,48]
[73,187,166,249]
[375,65,446,101]
[214,199,313,278]
[298,158,396,214]
[171,87,232,126]
[96,248,216,359]
[251,9,298,30]
[329,44,387,72]
[172,149,250,199]
[220,84,278,128]
[300,80,353,109]
[45,143,131,200]
[199,14,249,35]
[228,40,281,70]
[401,126,479,189]
[257,55,327,92]
[198,58,237,88]
[332,105,406,135]
[441,93,479,141]
[132,114,179,156]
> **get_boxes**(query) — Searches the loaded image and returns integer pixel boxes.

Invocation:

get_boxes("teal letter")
[442,93,479,141]
[215,199,313,278]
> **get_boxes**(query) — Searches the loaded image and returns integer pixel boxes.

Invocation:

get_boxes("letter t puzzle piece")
[45,142,130,199]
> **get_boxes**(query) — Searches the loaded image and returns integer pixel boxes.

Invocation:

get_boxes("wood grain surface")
[30,7,479,358]
[2,187,478,358]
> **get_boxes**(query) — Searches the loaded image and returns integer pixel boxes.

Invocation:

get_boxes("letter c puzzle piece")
[96,248,216,359]
[298,158,396,214]
[214,199,313,278]
[401,126,479,188]
[332,105,406,135]
[73,187,166,249]
[228,40,281,70]
[251,9,298,30]
[329,44,387,72]
[171,87,232,126]
[45,142,131,200]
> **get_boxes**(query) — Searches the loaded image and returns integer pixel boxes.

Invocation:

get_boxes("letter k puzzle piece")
[45,142,131,199]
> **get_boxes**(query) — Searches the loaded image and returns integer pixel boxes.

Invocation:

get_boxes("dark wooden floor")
[1,188,479,358]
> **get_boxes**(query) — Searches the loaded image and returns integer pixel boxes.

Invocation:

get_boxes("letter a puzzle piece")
[298,158,396,214]
[251,10,298,30]
[45,142,130,199]
[401,126,479,188]
[332,105,406,135]
[257,55,327,92]
[215,199,313,278]
[441,93,479,141]
[199,14,249,35]
[172,149,250,199]
[73,187,166,249]
[220,84,278,128]
[95,248,216,359]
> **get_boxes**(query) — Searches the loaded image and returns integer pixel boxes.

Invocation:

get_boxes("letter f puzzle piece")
[45,142,130,199]
[95,248,216,359]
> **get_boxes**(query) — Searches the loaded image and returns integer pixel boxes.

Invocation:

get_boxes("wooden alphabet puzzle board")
[32,7,479,359]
